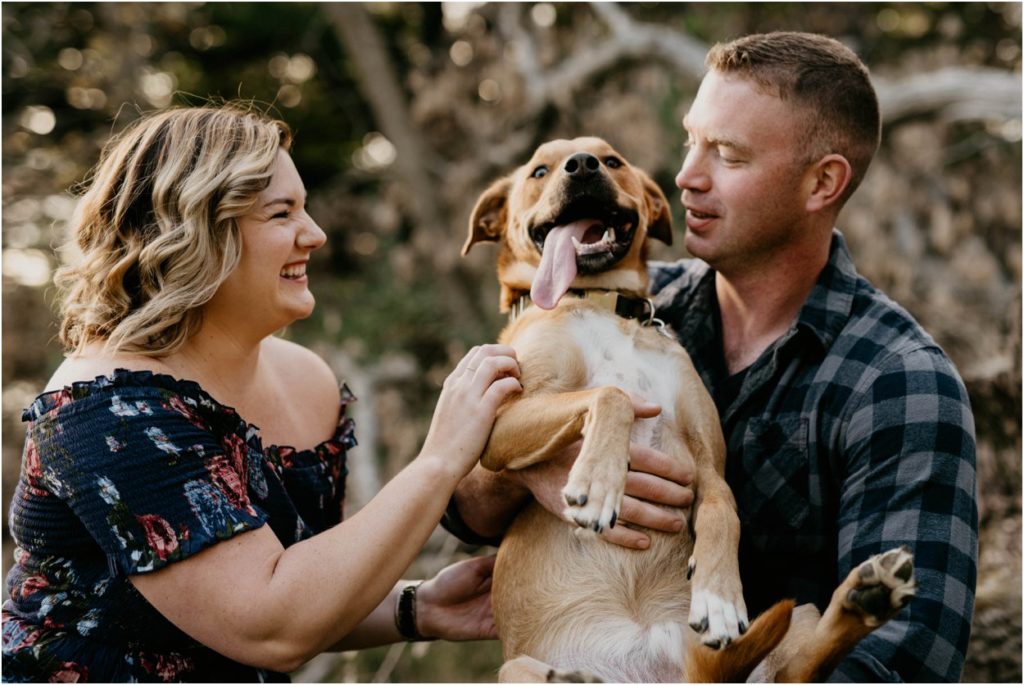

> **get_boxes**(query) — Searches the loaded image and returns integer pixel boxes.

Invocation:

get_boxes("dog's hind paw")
[546,668,603,683]
[843,546,916,627]
[561,453,627,534]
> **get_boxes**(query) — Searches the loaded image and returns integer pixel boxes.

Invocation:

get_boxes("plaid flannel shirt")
[649,230,978,682]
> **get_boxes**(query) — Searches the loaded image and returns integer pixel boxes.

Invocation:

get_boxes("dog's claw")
[565,493,587,507]
[894,557,914,583]
[686,557,696,581]
[561,449,626,534]
[687,577,748,646]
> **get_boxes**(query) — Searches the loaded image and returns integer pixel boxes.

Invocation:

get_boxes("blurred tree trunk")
[328,3,489,333]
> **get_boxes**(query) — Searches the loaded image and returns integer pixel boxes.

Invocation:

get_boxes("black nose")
[564,152,600,178]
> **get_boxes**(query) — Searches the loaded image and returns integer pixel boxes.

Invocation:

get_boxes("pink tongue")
[531,221,591,310]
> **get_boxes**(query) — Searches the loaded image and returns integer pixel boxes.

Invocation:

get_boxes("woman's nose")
[299,213,327,249]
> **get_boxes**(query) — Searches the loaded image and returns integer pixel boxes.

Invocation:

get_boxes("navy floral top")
[2,369,357,682]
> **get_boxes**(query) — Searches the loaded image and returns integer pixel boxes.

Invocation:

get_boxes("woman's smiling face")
[208,148,327,335]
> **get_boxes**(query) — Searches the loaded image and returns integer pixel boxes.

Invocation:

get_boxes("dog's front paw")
[561,454,627,534]
[843,546,916,627]
[687,556,749,648]
[688,588,749,648]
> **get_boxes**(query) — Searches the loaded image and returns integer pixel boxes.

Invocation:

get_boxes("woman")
[1,105,522,682]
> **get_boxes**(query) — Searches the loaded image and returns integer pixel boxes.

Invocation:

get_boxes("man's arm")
[831,346,978,682]
[442,464,531,545]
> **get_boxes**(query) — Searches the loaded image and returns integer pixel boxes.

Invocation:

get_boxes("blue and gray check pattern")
[650,230,978,682]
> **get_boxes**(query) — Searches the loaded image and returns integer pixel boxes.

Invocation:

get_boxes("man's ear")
[805,154,853,214]
[638,170,673,245]
[462,176,512,256]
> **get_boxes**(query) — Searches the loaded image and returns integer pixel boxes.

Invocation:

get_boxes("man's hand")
[509,395,694,550]
[416,555,498,641]
[447,395,694,548]
[511,440,693,549]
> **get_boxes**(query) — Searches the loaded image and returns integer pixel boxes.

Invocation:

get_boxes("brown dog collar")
[510,290,668,332]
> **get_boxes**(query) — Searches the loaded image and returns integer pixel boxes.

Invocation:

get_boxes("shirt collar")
[793,229,859,351]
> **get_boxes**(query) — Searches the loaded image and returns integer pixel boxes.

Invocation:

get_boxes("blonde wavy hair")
[56,104,292,357]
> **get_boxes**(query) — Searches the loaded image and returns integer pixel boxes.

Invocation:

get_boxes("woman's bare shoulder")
[261,337,341,407]
[44,348,177,393]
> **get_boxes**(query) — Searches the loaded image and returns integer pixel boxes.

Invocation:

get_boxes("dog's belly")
[496,505,692,681]
[494,310,697,681]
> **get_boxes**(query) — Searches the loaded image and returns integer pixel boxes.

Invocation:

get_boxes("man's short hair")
[706,32,881,205]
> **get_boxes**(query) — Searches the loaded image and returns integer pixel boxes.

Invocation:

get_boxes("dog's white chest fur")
[567,310,679,446]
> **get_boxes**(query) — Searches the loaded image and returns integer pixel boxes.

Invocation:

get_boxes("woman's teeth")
[281,264,306,279]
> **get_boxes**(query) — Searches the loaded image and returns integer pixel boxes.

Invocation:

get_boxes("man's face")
[675,70,813,275]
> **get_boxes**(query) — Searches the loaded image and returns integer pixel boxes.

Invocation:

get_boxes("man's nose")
[564,152,601,179]
[675,150,710,193]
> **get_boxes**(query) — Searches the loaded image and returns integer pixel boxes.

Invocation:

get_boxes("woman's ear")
[462,177,512,256]
[805,154,853,214]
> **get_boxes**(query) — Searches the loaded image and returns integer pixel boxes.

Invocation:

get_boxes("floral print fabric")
[3,370,356,682]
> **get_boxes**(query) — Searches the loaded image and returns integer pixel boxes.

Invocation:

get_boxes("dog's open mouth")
[529,197,639,270]
[528,196,639,309]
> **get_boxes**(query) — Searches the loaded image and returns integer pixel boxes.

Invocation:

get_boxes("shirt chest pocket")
[735,416,811,530]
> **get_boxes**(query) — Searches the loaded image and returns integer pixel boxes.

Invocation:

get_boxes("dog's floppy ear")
[463,176,512,256]
[639,170,673,246]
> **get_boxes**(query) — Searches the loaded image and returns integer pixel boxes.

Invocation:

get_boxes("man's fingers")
[624,471,693,508]
[600,524,652,550]
[617,495,686,534]
[626,391,661,419]
[628,443,694,486]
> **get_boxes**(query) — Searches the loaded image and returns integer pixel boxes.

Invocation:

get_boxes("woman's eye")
[272,211,290,220]
[531,165,548,179]
[605,157,622,169]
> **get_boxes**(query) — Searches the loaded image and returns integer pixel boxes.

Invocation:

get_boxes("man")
[446,32,977,682]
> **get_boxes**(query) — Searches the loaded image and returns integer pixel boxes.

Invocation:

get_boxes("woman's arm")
[332,555,497,651]
[131,345,520,672]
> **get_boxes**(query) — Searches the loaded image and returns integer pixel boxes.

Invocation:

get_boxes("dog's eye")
[604,157,622,169]
[531,165,549,179]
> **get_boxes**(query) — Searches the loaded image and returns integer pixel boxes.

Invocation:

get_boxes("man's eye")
[719,149,742,164]
[531,165,548,179]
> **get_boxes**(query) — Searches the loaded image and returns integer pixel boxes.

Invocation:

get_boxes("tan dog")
[462,138,916,682]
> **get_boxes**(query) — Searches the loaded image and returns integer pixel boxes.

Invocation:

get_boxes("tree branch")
[500,2,1020,125]
[874,67,1022,123]
[328,3,446,250]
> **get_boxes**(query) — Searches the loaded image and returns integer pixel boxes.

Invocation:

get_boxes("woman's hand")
[509,395,694,550]
[416,556,498,641]
[420,345,522,480]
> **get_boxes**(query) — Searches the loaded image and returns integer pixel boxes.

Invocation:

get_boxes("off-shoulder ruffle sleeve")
[23,370,270,576]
